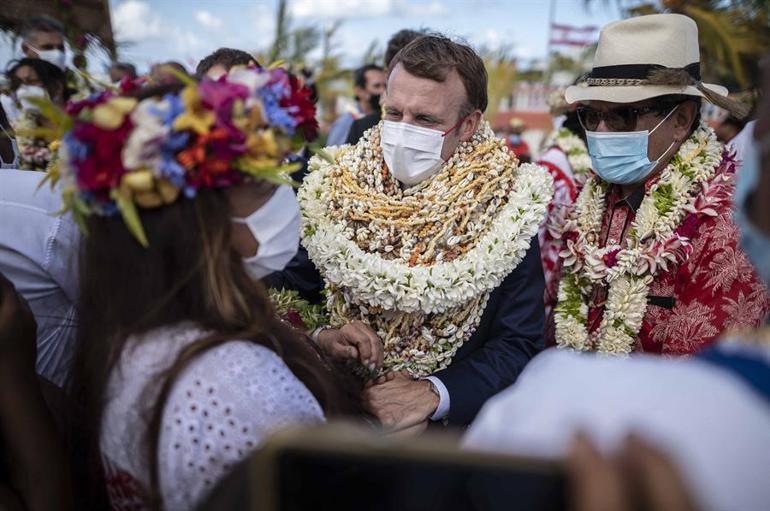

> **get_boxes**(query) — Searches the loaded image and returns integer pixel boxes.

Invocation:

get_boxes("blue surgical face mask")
[586,106,679,185]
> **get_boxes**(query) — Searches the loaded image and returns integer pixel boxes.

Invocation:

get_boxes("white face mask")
[380,120,448,186]
[15,85,48,111]
[232,184,301,280]
[27,45,66,70]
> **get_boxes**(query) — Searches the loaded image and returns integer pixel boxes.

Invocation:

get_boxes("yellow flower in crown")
[173,85,215,135]
[92,97,138,130]
[246,129,281,158]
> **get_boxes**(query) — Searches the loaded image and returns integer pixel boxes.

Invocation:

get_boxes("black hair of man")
[196,48,259,77]
[110,62,137,80]
[384,29,425,69]
[21,16,64,42]
[353,64,384,90]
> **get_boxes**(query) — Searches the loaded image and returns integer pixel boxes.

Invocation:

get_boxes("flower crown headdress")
[47,65,318,246]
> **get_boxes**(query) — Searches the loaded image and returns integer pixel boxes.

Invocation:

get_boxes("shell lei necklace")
[298,121,553,376]
[555,123,725,354]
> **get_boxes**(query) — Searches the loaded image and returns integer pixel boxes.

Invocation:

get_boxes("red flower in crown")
[281,74,318,141]
[66,91,112,116]
[72,118,133,193]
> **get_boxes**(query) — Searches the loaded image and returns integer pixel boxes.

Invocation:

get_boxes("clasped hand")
[316,321,438,434]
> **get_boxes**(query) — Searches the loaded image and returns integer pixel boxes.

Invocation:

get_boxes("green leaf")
[111,189,149,248]
[311,145,337,164]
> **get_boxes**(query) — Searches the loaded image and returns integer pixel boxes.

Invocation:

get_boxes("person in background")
[0,170,79,388]
[149,61,188,85]
[0,86,19,169]
[0,272,73,511]
[345,29,425,145]
[550,14,768,355]
[736,54,770,287]
[327,64,385,146]
[6,58,69,171]
[19,16,66,70]
[537,91,591,319]
[504,117,531,163]
[715,114,748,145]
[195,48,259,79]
[1,16,67,128]
[7,58,68,108]
[108,62,137,85]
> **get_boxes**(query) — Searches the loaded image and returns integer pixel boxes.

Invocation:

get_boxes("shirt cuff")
[424,376,450,421]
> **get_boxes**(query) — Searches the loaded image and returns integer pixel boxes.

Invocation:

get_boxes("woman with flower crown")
[52,67,361,509]
[551,14,769,355]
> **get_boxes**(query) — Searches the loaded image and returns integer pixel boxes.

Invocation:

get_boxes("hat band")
[586,63,701,86]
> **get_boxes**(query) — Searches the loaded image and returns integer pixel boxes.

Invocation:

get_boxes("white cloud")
[402,0,448,16]
[290,0,446,19]
[291,0,394,19]
[194,10,224,30]
[112,0,162,41]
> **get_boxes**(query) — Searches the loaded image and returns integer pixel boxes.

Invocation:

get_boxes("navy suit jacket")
[269,238,545,426]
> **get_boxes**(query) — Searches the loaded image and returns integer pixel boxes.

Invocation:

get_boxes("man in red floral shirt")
[549,14,768,355]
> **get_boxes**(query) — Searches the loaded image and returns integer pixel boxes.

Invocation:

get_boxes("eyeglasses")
[577,104,675,132]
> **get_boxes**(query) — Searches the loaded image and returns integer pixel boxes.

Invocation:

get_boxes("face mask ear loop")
[646,104,681,169]
[442,113,470,137]
[439,113,471,163]
[649,104,680,135]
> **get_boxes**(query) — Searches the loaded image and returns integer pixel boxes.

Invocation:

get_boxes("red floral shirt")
[537,147,579,315]
[576,153,770,354]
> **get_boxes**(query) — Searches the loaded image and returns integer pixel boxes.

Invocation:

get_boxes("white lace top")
[100,323,324,510]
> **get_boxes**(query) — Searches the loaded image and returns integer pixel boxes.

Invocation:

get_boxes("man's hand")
[317,320,383,369]
[364,372,439,433]
[0,272,37,375]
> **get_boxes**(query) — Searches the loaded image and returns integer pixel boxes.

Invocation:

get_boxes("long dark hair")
[6,58,69,103]
[70,188,361,508]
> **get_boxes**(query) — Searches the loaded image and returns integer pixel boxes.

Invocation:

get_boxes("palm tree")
[482,46,518,122]
[585,0,770,90]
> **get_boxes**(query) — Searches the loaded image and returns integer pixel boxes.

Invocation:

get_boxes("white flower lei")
[550,127,593,187]
[554,123,726,354]
[299,121,553,375]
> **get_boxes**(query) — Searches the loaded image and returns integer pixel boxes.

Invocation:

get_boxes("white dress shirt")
[0,170,80,387]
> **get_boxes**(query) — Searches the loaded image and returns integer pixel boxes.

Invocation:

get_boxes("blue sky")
[2,0,624,75]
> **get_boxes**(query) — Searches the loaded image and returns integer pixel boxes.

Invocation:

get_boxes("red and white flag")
[549,23,597,47]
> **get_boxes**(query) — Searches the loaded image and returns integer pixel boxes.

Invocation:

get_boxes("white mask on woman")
[15,85,48,112]
[232,184,301,280]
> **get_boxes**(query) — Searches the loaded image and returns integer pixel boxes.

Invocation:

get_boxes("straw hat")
[565,14,747,117]
[509,117,526,130]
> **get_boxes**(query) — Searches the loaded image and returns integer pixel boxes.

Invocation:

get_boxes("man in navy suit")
[275,35,546,430]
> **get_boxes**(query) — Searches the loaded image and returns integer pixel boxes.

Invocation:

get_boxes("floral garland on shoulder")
[546,127,593,188]
[554,122,731,354]
[269,288,327,331]
[298,121,553,376]
[11,109,57,171]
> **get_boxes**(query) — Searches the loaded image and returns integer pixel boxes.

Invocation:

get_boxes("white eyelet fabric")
[100,323,324,510]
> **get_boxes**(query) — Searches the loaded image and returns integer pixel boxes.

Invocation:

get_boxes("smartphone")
[198,422,566,511]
